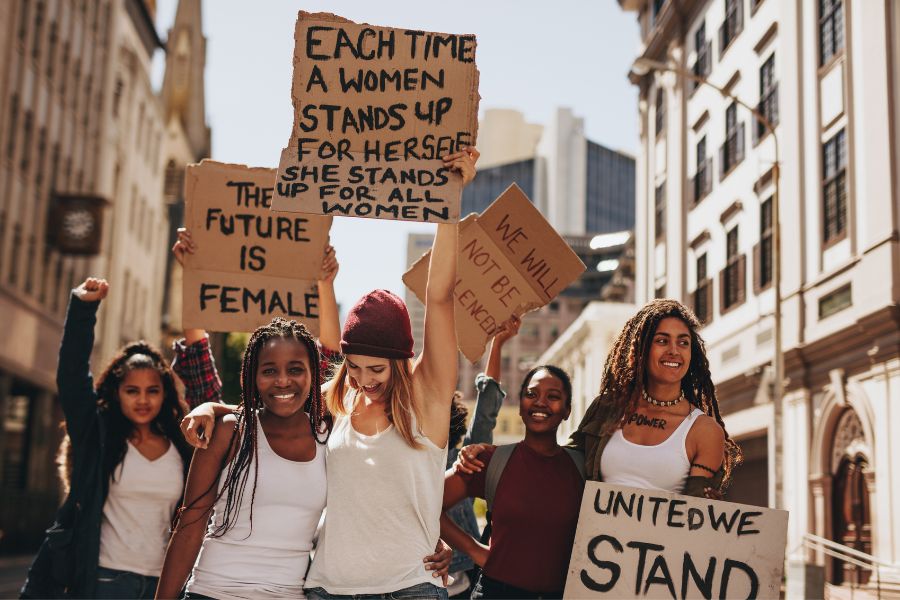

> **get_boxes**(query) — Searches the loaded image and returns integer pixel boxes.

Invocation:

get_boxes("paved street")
[0,555,30,598]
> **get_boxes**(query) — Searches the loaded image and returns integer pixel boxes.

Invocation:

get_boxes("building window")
[754,197,774,293]
[655,88,666,136]
[823,128,848,244]
[819,0,844,66]
[756,53,778,143]
[721,225,746,311]
[31,0,44,62]
[819,284,851,319]
[692,22,711,91]
[693,253,713,324]
[46,20,58,79]
[20,110,33,173]
[655,182,666,240]
[719,102,745,179]
[719,0,744,57]
[2,394,33,489]
[693,136,712,205]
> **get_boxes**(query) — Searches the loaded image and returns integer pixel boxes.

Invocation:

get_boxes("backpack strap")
[563,447,587,480]
[484,443,517,512]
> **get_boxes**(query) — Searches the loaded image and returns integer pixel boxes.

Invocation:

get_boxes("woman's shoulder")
[689,414,726,443]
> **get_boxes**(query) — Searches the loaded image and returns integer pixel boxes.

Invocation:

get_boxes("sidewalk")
[0,555,30,598]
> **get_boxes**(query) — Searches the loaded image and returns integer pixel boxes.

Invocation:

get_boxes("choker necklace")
[642,389,684,408]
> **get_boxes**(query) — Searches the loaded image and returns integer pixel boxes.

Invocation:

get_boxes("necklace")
[642,388,684,408]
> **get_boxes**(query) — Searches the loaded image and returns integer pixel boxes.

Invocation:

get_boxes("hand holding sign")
[404,184,586,362]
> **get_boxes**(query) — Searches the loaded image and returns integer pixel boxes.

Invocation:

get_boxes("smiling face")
[646,317,692,389]
[519,369,571,434]
[255,337,312,418]
[118,368,164,425]
[345,354,392,401]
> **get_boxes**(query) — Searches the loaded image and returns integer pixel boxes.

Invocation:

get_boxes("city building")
[622,0,900,594]
[463,107,635,236]
[0,0,208,553]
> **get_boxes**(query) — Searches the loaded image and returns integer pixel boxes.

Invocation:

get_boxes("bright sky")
[153,1,640,314]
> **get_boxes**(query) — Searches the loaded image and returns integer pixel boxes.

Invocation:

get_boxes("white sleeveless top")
[187,418,326,600]
[304,392,448,595]
[98,441,184,576]
[600,407,704,493]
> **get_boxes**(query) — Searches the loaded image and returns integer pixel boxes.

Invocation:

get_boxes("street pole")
[632,58,783,509]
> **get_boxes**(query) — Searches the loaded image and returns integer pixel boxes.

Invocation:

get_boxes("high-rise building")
[0,0,209,553]
[462,108,635,236]
[622,0,900,593]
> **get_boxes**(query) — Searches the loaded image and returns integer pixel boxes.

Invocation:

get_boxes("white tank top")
[187,417,326,600]
[304,392,448,595]
[98,441,184,576]
[600,407,704,493]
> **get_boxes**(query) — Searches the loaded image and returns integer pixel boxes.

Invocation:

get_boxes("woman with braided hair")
[156,317,330,600]
[20,278,194,599]
[566,298,742,496]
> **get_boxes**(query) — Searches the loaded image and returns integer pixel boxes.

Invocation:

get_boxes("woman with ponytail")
[20,278,194,599]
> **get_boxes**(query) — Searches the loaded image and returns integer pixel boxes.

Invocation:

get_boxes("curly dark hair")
[57,341,193,495]
[449,392,469,449]
[193,318,328,538]
[519,365,573,408]
[587,299,742,487]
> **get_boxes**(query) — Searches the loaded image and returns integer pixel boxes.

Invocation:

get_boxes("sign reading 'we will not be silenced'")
[274,12,480,223]
[564,482,788,600]
[182,160,332,333]
[404,184,586,363]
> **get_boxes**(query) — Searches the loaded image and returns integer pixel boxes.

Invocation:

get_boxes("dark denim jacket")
[446,374,504,574]
[21,296,108,598]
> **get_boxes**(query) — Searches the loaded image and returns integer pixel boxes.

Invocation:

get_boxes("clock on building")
[48,194,107,255]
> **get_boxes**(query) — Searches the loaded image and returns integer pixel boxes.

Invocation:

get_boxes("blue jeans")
[95,566,159,599]
[306,581,449,600]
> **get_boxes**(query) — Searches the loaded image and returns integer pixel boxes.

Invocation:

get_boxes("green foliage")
[221,332,249,403]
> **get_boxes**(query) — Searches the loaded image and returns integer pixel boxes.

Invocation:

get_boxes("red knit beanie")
[340,290,414,359]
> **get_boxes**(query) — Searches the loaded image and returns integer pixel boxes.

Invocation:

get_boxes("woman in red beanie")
[179,148,479,600]
[303,147,479,600]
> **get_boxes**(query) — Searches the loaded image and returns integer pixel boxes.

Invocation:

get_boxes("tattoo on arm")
[627,413,667,429]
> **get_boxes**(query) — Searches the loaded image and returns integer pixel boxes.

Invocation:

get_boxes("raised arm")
[316,244,341,353]
[416,149,479,443]
[156,415,235,599]
[58,278,108,444]
[485,315,520,382]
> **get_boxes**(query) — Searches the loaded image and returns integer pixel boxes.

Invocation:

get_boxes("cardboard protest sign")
[404,184,585,362]
[273,11,480,223]
[564,482,788,600]
[182,160,332,333]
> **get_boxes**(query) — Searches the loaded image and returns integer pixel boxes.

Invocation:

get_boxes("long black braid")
[180,318,328,538]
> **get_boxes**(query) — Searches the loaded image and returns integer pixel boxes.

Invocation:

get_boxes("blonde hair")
[325,357,423,449]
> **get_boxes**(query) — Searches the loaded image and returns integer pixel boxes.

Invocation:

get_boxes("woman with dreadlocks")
[566,298,741,496]
[20,278,194,599]
[458,300,740,501]
[155,316,329,600]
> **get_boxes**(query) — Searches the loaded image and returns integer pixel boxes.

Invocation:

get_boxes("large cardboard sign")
[565,482,788,599]
[183,160,332,333]
[273,12,480,223]
[404,184,585,362]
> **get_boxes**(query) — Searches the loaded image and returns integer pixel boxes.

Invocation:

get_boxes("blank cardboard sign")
[404,184,585,363]
[564,482,788,599]
[182,160,332,333]
[274,11,480,223]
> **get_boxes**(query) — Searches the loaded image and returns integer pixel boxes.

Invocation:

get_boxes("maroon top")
[460,442,585,593]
